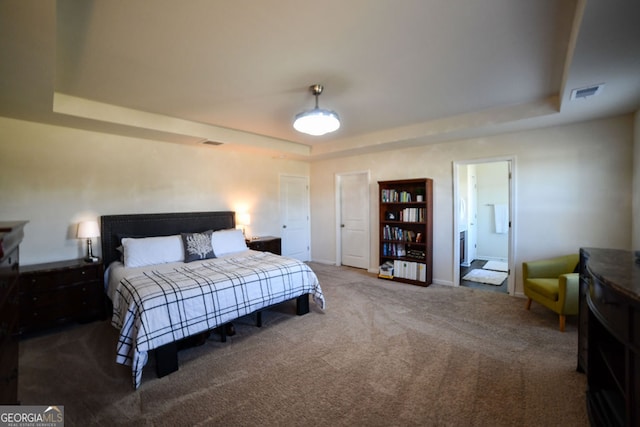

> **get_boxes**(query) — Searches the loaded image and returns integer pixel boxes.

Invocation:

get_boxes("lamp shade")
[293,84,341,136]
[238,213,251,226]
[77,220,100,239]
[293,109,341,136]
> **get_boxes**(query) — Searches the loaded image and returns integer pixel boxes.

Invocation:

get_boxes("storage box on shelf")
[378,178,433,286]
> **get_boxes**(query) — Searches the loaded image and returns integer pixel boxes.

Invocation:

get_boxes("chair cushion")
[525,278,559,301]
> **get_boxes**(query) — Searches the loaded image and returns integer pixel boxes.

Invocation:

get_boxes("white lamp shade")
[238,213,251,226]
[293,109,340,136]
[77,220,100,239]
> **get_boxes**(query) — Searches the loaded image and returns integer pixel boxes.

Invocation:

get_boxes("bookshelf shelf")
[378,178,433,286]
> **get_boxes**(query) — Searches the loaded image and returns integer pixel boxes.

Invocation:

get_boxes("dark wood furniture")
[19,259,104,334]
[0,221,27,405]
[101,211,310,382]
[579,248,640,427]
[247,236,281,255]
[378,178,433,286]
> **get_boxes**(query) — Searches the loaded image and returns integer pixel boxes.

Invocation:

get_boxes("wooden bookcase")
[378,178,433,286]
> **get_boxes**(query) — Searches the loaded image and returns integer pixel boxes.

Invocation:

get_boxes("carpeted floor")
[18,263,587,426]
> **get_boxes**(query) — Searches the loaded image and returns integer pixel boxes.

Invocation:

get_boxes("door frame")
[334,170,371,268]
[452,156,517,295]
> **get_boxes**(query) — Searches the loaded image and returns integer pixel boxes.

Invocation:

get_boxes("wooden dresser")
[0,221,27,405]
[579,248,640,426]
[19,259,104,334]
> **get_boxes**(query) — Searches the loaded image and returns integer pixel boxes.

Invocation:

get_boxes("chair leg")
[525,298,532,310]
[559,315,566,332]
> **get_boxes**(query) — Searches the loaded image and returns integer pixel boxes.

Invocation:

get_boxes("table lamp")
[77,220,100,262]
[237,213,251,238]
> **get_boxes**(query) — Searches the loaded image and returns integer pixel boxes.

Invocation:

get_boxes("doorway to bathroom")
[453,158,515,295]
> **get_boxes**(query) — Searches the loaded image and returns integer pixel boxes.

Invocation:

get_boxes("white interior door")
[337,172,370,269]
[279,175,310,261]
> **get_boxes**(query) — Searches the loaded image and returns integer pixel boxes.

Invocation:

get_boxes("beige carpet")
[19,263,587,426]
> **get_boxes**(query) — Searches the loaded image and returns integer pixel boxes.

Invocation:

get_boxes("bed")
[101,211,325,389]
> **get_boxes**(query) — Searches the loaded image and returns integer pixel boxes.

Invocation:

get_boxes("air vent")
[570,83,604,100]
[201,140,224,146]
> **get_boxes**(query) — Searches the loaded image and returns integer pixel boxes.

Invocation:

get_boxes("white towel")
[494,204,508,234]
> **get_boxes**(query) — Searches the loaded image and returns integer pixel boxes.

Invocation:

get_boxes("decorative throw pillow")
[181,230,215,262]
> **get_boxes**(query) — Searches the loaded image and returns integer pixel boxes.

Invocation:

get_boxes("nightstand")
[19,259,104,334]
[247,236,281,255]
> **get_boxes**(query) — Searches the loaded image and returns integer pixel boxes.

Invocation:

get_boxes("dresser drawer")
[589,276,628,342]
[23,280,101,309]
[21,281,102,327]
[0,248,19,302]
[21,263,101,292]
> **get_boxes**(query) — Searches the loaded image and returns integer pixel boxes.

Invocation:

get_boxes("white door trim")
[453,156,517,295]
[335,170,371,268]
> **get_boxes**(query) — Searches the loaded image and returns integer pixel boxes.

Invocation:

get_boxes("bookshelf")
[378,178,433,286]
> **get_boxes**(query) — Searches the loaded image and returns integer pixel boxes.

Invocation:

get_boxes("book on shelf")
[399,207,425,222]
[382,242,410,257]
[383,225,418,242]
[381,189,413,203]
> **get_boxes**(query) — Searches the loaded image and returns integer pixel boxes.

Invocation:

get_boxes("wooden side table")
[19,259,104,334]
[247,236,281,255]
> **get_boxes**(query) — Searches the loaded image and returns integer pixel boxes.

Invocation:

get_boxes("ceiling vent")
[570,83,604,100]
[201,140,224,146]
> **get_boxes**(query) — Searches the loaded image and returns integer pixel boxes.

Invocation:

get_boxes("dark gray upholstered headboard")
[100,211,235,267]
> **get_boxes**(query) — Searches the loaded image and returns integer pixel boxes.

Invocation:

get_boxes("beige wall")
[310,115,634,294]
[1,113,635,287]
[0,117,309,265]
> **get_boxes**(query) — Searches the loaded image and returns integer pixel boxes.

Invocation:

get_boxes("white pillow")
[122,235,184,268]
[211,229,248,256]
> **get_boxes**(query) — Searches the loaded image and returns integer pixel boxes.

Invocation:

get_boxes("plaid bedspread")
[110,251,325,389]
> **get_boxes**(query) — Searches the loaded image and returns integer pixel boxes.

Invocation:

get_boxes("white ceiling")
[1,0,639,159]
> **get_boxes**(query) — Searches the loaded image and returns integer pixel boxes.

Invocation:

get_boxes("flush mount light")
[293,84,340,136]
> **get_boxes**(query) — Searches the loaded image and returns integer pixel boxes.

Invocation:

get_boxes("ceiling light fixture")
[293,84,340,136]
